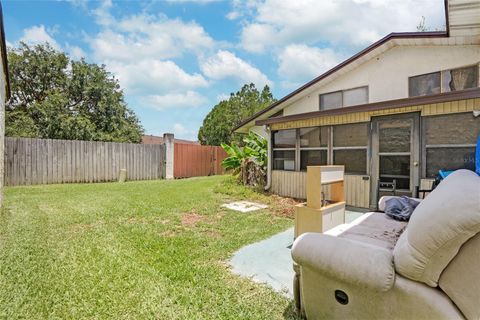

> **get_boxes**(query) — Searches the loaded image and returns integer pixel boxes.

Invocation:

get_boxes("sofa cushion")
[393,169,480,287]
[338,212,407,251]
[439,232,480,320]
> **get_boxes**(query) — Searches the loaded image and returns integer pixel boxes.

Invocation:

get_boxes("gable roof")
[233,0,455,133]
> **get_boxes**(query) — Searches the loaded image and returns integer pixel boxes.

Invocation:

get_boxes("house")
[141,134,199,145]
[234,0,480,209]
[0,1,10,206]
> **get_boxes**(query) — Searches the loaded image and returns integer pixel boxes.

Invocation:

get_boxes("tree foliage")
[6,43,144,142]
[198,83,276,146]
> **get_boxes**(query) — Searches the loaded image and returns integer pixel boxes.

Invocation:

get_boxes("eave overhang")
[256,87,480,126]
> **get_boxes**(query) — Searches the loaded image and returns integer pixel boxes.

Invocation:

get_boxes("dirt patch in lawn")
[269,195,302,219]
[181,210,205,228]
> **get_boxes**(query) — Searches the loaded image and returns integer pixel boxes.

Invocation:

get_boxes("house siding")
[283,45,480,116]
[270,98,480,130]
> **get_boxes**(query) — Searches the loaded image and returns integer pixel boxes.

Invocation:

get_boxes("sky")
[3,0,446,141]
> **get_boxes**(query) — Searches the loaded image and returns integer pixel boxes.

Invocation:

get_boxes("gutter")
[264,125,272,191]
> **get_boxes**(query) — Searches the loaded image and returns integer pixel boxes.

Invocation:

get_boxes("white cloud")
[216,93,230,102]
[65,43,87,60]
[172,123,197,140]
[200,50,271,88]
[239,0,445,53]
[278,44,343,82]
[92,0,114,27]
[141,91,208,110]
[106,59,208,94]
[90,13,214,62]
[166,0,220,3]
[20,25,60,50]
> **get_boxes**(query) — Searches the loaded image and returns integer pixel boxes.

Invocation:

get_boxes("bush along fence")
[4,134,226,186]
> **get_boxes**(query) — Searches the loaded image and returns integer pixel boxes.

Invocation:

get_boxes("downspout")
[264,125,272,191]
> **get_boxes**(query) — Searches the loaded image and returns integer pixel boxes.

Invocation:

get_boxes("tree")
[6,43,144,142]
[416,16,428,32]
[198,83,276,146]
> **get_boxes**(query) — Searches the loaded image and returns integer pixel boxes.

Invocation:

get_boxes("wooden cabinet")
[294,166,346,238]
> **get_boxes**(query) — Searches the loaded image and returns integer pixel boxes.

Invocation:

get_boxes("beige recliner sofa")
[292,169,480,319]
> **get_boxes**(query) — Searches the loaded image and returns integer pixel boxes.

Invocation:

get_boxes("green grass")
[0,176,299,319]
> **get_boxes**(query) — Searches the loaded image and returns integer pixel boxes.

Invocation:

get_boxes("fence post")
[164,133,174,179]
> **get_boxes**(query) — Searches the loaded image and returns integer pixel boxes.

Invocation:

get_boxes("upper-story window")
[409,65,478,97]
[319,86,368,110]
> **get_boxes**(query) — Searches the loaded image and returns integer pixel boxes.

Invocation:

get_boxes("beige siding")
[344,175,370,209]
[272,98,480,130]
[271,170,370,208]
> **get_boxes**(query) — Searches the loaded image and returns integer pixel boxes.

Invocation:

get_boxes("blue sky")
[3,0,445,140]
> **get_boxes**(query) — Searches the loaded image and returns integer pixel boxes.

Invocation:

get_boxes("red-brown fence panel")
[174,143,227,178]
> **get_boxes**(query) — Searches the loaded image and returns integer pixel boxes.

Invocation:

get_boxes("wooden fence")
[174,143,227,178]
[5,137,165,186]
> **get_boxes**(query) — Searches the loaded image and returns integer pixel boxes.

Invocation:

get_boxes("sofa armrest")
[291,233,395,292]
[378,196,422,212]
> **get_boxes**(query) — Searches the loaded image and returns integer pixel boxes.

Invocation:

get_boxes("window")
[344,87,369,107]
[299,127,328,170]
[299,127,328,148]
[320,91,342,110]
[409,72,441,97]
[409,65,479,97]
[273,129,296,148]
[273,150,296,170]
[320,86,368,110]
[332,123,368,174]
[273,127,329,171]
[423,113,479,178]
[442,66,478,92]
[273,129,296,170]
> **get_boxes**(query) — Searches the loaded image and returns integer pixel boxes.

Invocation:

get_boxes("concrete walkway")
[229,210,365,298]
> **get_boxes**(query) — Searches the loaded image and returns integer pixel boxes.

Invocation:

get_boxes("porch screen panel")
[273,129,296,171]
[300,127,328,170]
[333,123,368,147]
[332,123,368,174]
[333,149,367,175]
[424,112,479,178]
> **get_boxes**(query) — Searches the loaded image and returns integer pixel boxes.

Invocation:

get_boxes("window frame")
[409,64,479,98]
[319,86,368,111]
[299,126,329,171]
[420,112,478,178]
[331,123,369,175]
[272,123,370,175]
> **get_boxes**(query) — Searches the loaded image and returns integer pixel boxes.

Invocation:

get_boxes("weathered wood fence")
[5,137,165,186]
[174,143,227,178]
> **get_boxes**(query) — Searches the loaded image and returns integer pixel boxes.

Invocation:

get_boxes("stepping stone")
[222,201,268,213]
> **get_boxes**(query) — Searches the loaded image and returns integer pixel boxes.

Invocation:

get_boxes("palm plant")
[221,132,267,185]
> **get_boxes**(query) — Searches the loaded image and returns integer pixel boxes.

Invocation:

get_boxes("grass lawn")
[0,176,300,319]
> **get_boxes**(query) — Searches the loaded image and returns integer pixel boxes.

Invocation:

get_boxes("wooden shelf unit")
[294,165,346,238]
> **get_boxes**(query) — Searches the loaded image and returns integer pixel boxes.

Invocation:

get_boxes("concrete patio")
[229,209,365,297]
